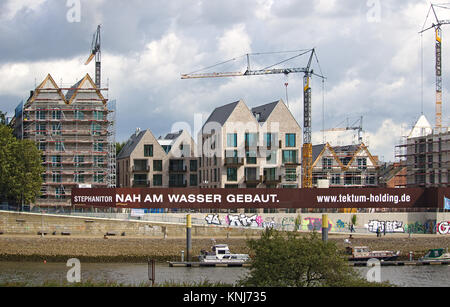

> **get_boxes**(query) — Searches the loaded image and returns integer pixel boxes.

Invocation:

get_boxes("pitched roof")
[117,129,147,159]
[164,130,183,140]
[251,101,279,123]
[203,101,240,128]
[408,115,432,139]
[312,144,326,162]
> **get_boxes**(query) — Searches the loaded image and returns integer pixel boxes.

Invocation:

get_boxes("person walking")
[350,224,355,233]
[376,227,380,237]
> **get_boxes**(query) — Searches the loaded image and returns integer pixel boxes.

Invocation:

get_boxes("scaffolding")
[14,74,116,207]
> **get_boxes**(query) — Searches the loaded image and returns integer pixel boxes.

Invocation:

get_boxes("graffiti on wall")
[304,217,333,232]
[205,214,221,226]
[437,221,450,235]
[367,220,404,233]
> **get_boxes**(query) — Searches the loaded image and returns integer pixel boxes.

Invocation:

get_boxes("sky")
[0,0,448,162]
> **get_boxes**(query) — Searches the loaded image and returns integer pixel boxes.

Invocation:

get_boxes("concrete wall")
[1,211,448,236]
[0,211,261,237]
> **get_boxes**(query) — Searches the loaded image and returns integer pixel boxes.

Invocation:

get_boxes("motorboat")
[419,248,450,262]
[347,246,400,261]
[198,244,249,263]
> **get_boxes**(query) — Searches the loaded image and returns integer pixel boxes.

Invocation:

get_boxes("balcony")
[169,165,187,172]
[263,175,282,184]
[169,180,187,188]
[224,157,244,167]
[245,175,262,184]
[132,165,150,172]
[132,180,150,188]
[283,160,301,166]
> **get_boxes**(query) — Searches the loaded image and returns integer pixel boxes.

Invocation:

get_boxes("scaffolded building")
[396,115,449,187]
[12,73,116,208]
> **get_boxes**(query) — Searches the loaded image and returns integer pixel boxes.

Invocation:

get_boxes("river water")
[0,262,448,287]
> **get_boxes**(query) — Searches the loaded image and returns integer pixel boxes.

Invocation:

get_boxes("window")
[75,109,84,120]
[38,142,46,152]
[52,110,62,120]
[94,142,104,152]
[190,174,198,187]
[245,167,258,181]
[134,159,148,172]
[246,150,257,164]
[322,158,332,170]
[282,150,297,164]
[94,156,104,167]
[162,145,171,154]
[52,172,62,183]
[74,171,85,183]
[52,155,62,167]
[227,168,238,181]
[190,160,197,172]
[285,168,297,182]
[36,109,46,120]
[55,187,65,199]
[266,150,277,164]
[94,172,104,183]
[144,145,153,157]
[365,174,376,185]
[264,133,276,148]
[245,133,258,147]
[227,133,237,147]
[331,174,341,185]
[134,174,148,186]
[52,124,61,135]
[74,155,84,166]
[154,160,163,172]
[285,134,296,147]
[93,111,104,121]
[36,124,46,135]
[153,174,163,186]
[55,142,64,152]
[91,123,102,136]
[357,158,367,170]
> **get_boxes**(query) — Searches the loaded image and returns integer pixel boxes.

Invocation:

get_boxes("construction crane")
[322,116,364,144]
[85,25,102,88]
[420,3,450,131]
[181,49,325,188]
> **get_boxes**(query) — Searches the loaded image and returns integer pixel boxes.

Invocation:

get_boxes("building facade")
[117,129,198,188]
[12,74,116,208]
[311,143,379,188]
[198,99,302,189]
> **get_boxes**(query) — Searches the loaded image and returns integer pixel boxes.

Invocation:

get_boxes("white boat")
[198,244,250,263]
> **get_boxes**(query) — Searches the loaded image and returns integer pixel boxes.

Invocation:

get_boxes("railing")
[132,165,150,172]
[224,157,244,166]
[132,180,150,187]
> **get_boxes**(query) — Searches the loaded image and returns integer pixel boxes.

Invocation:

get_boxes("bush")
[238,229,389,287]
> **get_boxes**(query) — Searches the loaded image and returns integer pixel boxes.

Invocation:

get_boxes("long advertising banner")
[71,188,449,209]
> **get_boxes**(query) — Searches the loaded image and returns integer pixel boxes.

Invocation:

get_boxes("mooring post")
[322,214,328,242]
[186,214,192,262]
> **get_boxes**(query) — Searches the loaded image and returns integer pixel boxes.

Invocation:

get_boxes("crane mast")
[420,4,450,131]
[85,25,102,88]
[181,49,324,188]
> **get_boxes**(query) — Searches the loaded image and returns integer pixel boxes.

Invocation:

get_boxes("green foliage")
[116,141,126,156]
[294,214,302,231]
[0,111,6,125]
[238,229,385,287]
[0,125,44,205]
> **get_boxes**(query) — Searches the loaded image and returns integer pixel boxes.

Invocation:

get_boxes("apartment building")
[311,143,379,187]
[198,99,302,189]
[396,115,449,187]
[117,129,198,188]
[12,74,116,208]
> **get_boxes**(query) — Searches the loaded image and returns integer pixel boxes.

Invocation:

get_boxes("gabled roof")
[164,130,183,140]
[312,142,378,170]
[408,115,432,139]
[203,101,240,129]
[117,129,147,159]
[66,74,106,104]
[251,101,279,123]
[28,74,67,105]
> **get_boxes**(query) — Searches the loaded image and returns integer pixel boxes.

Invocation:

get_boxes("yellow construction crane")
[181,49,325,188]
[420,3,450,131]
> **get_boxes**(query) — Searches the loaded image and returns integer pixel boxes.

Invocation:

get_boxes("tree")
[0,111,6,125]
[116,141,126,156]
[238,229,385,287]
[0,125,44,207]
